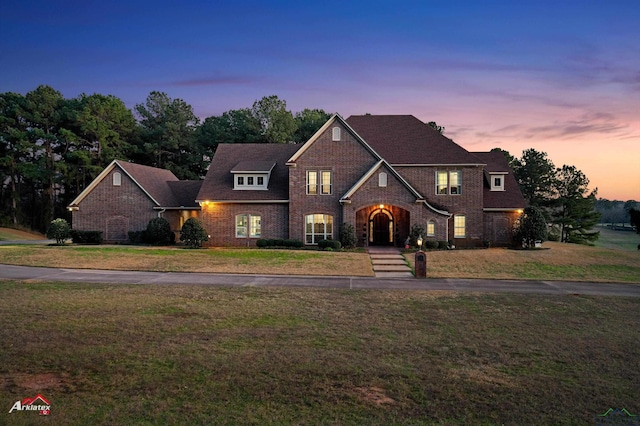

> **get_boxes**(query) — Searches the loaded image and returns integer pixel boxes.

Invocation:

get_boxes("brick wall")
[288,121,379,243]
[483,210,521,246]
[72,166,158,242]
[200,202,288,247]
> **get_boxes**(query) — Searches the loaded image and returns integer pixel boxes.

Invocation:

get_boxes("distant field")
[594,225,639,251]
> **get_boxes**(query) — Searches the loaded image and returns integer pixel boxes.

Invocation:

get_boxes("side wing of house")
[67,160,182,242]
[473,151,526,246]
[197,144,299,246]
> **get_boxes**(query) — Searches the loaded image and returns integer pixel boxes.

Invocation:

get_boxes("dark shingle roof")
[346,115,484,165]
[117,161,180,206]
[231,161,276,173]
[472,151,526,209]
[197,144,300,202]
[167,181,203,208]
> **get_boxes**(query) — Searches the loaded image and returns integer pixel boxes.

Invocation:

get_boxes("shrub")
[146,217,174,245]
[425,240,439,250]
[409,224,426,247]
[339,223,357,249]
[256,239,268,248]
[437,240,448,250]
[318,239,341,250]
[273,238,285,247]
[46,218,71,244]
[128,230,147,244]
[513,206,548,248]
[180,218,209,248]
[284,239,304,248]
[70,230,103,244]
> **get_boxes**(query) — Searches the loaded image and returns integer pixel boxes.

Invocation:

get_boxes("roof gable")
[472,151,526,210]
[345,115,484,165]
[198,144,299,202]
[68,160,181,208]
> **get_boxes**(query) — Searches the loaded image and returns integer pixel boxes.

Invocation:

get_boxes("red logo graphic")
[8,394,51,415]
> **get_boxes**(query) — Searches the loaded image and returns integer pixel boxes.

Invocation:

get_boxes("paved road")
[1,264,639,297]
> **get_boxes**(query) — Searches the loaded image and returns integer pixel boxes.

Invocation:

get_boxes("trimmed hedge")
[424,240,439,250]
[256,238,304,248]
[437,240,448,250]
[318,239,341,250]
[70,230,103,244]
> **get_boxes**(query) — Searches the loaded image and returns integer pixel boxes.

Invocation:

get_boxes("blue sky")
[2,0,639,200]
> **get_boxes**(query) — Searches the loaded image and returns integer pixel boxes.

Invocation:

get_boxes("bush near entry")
[46,218,70,244]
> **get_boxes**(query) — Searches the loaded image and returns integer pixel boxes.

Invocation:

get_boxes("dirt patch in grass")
[0,282,637,424]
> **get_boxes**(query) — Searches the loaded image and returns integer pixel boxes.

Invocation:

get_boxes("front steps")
[367,246,414,278]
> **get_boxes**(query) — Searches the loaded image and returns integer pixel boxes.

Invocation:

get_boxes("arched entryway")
[369,208,394,245]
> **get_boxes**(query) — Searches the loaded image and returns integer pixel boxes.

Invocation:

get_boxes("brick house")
[69,114,525,246]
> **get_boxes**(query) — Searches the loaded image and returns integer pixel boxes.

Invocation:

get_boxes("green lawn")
[0,282,638,425]
[594,225,639,251]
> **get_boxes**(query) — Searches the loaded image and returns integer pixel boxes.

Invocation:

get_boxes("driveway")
[1,264,639,297]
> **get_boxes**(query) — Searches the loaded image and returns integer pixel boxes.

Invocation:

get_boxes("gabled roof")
[346,115,484,165]
[68,160,181,208]
[472,151,527,210]
[340,160,450,216]
[286,114,382,164]
[197,143,300,202]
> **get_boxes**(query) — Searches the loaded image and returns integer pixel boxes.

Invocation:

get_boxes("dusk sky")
[2,0,639,200]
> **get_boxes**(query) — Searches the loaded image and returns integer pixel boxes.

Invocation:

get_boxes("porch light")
[379,204,384,209]
[417,236,423,248]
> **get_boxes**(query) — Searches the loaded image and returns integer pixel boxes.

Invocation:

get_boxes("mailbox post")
[415,236,427,278]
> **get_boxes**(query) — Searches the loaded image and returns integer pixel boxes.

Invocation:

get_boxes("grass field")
[0,227,44,241]
[594,225,639,252]
[0,282,638,425]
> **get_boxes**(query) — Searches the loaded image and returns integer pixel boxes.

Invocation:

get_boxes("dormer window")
[490,173,507,191]
[231,161,275,190]
[332,127,341,141]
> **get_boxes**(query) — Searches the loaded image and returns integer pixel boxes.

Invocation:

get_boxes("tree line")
[0,86,330,232]
[2,85,627,242]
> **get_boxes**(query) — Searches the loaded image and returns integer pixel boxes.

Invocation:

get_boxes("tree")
[180,218,209,248]
[339,223,357,249]
[134,91,203,179]
[513,206,548,248]
[630,208,640,234]
[294,108,331,143]
[491,147,519,172]
[513,149,557,208]
[427,121,445,134]
[551,165,600,244]
[251,95,297,143]
[193,108,262,157]
[46,218,70,244]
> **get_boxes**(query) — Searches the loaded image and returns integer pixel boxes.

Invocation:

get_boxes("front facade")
[70,114,526,247]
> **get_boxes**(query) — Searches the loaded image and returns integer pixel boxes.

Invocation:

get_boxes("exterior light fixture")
[417,235,423,249]
[379,204,384,209]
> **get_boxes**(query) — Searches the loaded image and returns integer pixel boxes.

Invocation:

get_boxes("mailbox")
[415,250,427,278]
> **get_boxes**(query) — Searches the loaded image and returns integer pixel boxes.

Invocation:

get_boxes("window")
[247,176,254,185]
[427,220,435,237]
[436,170,462,195]
[454,215,466,238]
[321,171,332,195]
[332,127,341,141]
[113,172,121,186]
[491,174,505,191]
[307,170,332,195]
[236,214,261,238]
[257,176,264,186]
[305,214,333,244]
[307,171,317,195]
[237,176,244,186]
[379,172,387,187]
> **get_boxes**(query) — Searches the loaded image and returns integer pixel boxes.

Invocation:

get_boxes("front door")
[369,208,394,245]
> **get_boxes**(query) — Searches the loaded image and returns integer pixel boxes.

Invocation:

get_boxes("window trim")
[378,172,387,187]
[490,173,506,191]
[427,220,435,237]
[113,172,121,186]
[454,214,466,238]
[436,170,462,195]
[307,169,332,195]
[332,127,341,141]
[236,214,261,238]
[305,214,334,245]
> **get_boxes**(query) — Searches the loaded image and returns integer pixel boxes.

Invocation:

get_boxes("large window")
[307,170,332,195]
[305,214,333,244]
[236,214,261,238]
[454,215,466,238]
[436,170,462,195]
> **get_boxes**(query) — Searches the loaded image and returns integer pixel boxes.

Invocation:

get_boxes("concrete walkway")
[1,264,639,297]
[367,246,413,278]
